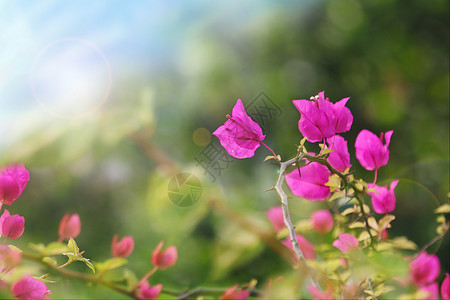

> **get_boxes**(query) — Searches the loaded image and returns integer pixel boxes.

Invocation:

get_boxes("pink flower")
[307,285,335,300]
[111,235,134,258]
[151,241,177,270]
[326,135,351,172]
[0,163,30,206]
[0,245,22,273]
[355,129,393,171]
[332,233,359,253]
[266,206,285,233]
[136,281,162,300]
[213,99,265,159]
[11,276,51,299]
[221,284,250,300]
[311,210,334,234]
[419,282,439,300]
[367,180,399,214]
[0,209,25,240]
[285,162,331,201]
[409,252,440,286]
[441,273,450,300]
[282,234,316,261]
[293,91,352,143]
[58,213,81,241]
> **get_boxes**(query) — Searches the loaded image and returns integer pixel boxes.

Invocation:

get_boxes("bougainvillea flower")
[221,284,250,300]
[311,210,334,234]
[441,273,450,300]
[213,99,265,159]
[0,245,22,273]
[111,235,134,258]
[327,135,351,172]
[293,91,352,143]
[58,213,81,241]
[332,233,359,253]
[285,162,331,201]
[307,285,335,300]
[409,251,440,286]
[151,241,177,270]
[282,234,316,261]
[265,206,285,233]
[11,276,51,299]
[0,163,30,206]
[136,281,162,300]
[419,283,439,300]
[367,180,399,214]
[355,129,393,171]
[0,209,25,240]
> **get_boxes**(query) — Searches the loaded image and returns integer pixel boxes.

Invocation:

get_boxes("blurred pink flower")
[285,161,331,201]
[327,135,351,172]
[0,209,25,240]
[11,276,51,299]
[0,245,22,273]
[213,99,265,159]
[58,213,81,241]
[293,91,352,143]
[441,273,450,300]
[0,163,30,206]
[282,234,316,261]
[311,210,334,234]
[152,241,177,270]
[409,252,440,286]
[111,235,134,258]
[419,282,439,300]
[221,284,250,300]
[136,281,162,300]
[367,180,399,214]
[332,233,359,253]
[307,285,335,300]
[355,129,393,171]
[266,206,285,233]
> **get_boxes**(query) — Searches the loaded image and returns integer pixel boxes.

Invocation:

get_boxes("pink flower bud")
[281,234,316,261]
[311,210,334,234]
[285,161,331,201]
[441,273,450,300]
[332,233,359,253]
[0,245,22,273]
[355,129,393,171]
[111,235,134,258]
[221,284,250,300]
[409,251,440,286]
[265,206,285,234]
[0,163,30,206]
[367,180,399,214]
[136,281,162,300]
[151,241,177,270]
[58,213,81,241]
[0,209,25,240]
[11,276,51,299]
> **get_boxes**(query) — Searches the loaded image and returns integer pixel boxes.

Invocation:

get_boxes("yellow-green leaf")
[67,238,79,254]
[434,204,450,214]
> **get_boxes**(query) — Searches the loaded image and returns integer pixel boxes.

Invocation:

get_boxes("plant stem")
[260,141,278,158]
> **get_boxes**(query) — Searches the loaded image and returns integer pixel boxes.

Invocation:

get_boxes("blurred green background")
[0,0,448,298]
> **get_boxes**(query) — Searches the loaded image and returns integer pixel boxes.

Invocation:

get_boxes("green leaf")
[378,215,395,231]
[321,149,334,155]
[43,242,70,256]
[67,238,79,254]
[434,203,450,214]
[95,258,128,273]
[63,252,96,273]
[42,256,58,267]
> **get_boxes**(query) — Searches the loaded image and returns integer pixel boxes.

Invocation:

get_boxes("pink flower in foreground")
[58,213,81,241]
[307,285,335,300]
[213,99,265,159]
[0,163,30,206]
[11,276,51,299]
[152,241,177,270]
[0,209,25,240]
[327,135,351,172]
[285,162,331,201]
[367,180,399,214]
[221,284,250,300]
[136,281,162,300]
[332,233,359,253]
[293,91,352,143]
[311,210,334,234]
[111,235,134,258]
[355,129,393,171]
[419,282,439,300]
[282,234,316,261]
[441,273,450,300]
[266,206,285,233]
[409,252,440,286]
[0,245,22,273]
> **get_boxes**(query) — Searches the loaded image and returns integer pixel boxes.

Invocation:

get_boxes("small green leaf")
[67,238,79,254]
[434,203,450,214]
[95,258,128,273]
[378,215,395,231]
[321,149,334,155]
[42,256,58,267]
[42,242,70,256]
[62,252,96,273]
[264,155,276,162]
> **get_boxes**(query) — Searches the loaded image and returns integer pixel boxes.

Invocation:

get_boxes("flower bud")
[11,276,51,299]
[367,180,399,214]
[332,233,359,253]
[111,235,134,258]
[136,281,162,300]
[355,129,393,171]
[311,210,334,234]
[0,209,25,240]
[0,163,30,206]
[265,206,285,234]
[0,245,22,273]
[151,241,177,270]
[58,213,81,241]
[409,251,440,286]
[221,284,250,300]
